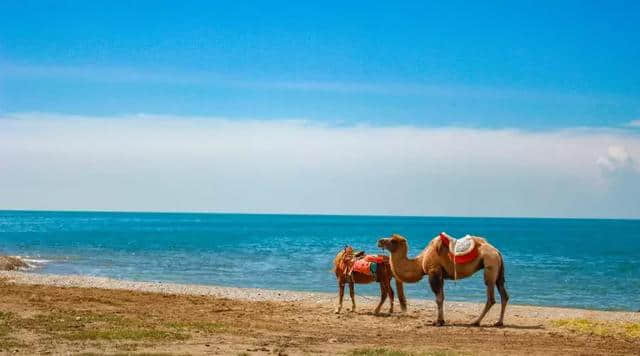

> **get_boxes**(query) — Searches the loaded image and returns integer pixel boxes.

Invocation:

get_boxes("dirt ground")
[0,278,638,355]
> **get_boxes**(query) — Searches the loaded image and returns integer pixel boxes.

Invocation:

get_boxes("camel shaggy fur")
[377,234,508,326]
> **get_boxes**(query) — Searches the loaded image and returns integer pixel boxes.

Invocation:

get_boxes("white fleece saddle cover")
[440,233,476,256]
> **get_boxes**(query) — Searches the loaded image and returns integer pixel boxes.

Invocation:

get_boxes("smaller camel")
[377,234,508,326]
[333,246,407,315]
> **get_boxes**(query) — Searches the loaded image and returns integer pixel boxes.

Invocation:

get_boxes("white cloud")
[596,146,635,172]
[1,113,640,218]
[596,145,640,212]
[629,119,640,127]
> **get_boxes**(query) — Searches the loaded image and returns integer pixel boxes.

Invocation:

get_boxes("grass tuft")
[0,311,26,350]
[0,312,15,337]
[19,310,190,341]
[76,353,190,356]
[167,321,227,333]
[624,322,640,338]
[65,329,190,341]
[348,348,466,356]
[552,318,640,339]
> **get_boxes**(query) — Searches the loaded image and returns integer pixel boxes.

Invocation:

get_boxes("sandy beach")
[0,271,638,355]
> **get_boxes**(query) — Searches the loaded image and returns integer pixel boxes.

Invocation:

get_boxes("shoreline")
[2,270,637,323]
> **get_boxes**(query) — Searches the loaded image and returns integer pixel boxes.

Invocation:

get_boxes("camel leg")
[428,272,445,326]
[348,281,356,312]
[334,280,345,314]
[396,280,407,312]
[495,264,509,327]
[471,268,497,326]
[387,278,395,314]
[374,281,388,315]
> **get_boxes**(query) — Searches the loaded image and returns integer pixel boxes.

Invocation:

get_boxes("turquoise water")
[1,210,639,311]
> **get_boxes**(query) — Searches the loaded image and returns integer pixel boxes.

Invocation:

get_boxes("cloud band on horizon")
[1,113,639,218]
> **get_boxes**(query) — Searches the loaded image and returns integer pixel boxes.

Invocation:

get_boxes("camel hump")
[452,235,475,256]
[439,233,481,255]
[438,232,481,265]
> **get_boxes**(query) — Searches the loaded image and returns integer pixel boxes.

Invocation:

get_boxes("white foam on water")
[15,256,52,269]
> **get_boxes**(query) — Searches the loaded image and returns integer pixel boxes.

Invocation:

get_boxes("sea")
[1,210,638,311]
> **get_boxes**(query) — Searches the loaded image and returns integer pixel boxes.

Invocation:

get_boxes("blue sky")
[2,1,639,128]
[1,2,639,217]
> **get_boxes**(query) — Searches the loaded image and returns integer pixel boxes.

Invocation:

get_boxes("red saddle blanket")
[352,255,385,276]
[439,233,479,264]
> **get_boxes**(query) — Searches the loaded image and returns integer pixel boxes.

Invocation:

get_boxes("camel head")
[377,234,408,253]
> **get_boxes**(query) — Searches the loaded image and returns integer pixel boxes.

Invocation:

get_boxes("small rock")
[329,338,338,343]
[0,255,29,271]
[205,344,210,347]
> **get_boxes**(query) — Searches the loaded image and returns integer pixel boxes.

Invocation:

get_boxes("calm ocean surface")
[1,210,638,311]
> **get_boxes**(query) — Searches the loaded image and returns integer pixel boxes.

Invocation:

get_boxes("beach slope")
[0,271,638,355]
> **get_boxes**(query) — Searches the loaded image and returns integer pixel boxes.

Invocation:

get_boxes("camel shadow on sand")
[446,322,544,330]
[335,311,544,330]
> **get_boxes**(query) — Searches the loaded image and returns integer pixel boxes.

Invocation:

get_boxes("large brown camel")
[333,246,407,315]
[377,233,508,327]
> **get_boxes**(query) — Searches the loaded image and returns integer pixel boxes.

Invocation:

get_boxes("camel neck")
[390,249,424,283]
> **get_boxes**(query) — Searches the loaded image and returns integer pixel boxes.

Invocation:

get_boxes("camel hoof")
[432,320,445,327]
[334,308,341,314]
[494,321,504,327]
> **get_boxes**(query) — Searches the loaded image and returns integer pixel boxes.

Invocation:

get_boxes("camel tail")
[332,250,344,273]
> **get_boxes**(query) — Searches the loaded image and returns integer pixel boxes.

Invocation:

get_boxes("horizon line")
[1,208,638,222]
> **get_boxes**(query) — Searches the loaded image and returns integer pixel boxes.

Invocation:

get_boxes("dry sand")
[0,270,638,355]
